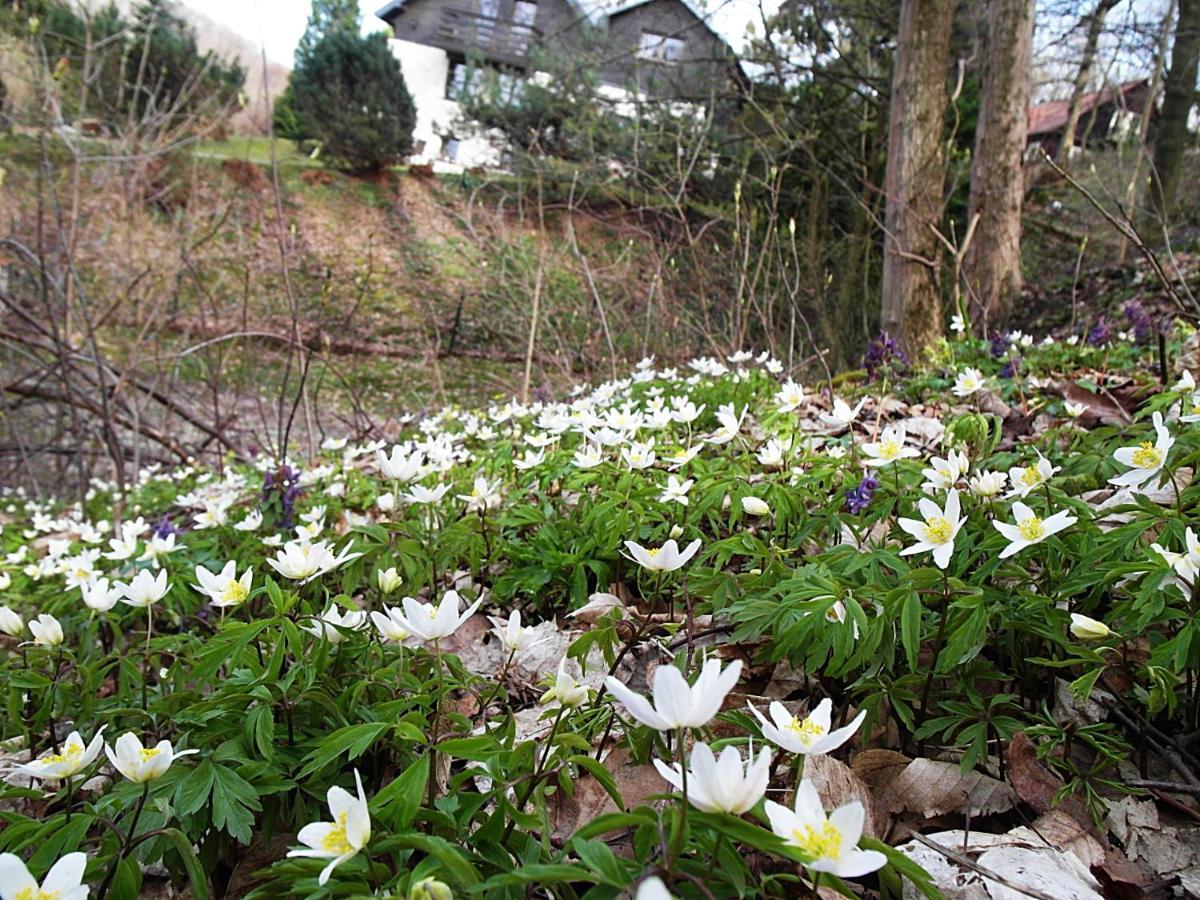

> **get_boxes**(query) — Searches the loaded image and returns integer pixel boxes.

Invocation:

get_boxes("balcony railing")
[437,8,541,66]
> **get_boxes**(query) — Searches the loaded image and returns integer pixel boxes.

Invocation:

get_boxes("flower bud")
[669,524,683,539]
[410,878,453,900]
[0,605,23,636]
[28,613,63,647]
[1069,613,1110,641]
[376,567,402,595]
[741,496,771,517]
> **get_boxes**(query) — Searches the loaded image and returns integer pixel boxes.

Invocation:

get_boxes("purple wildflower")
[1124,301,1153,344]
[989,332,1010,359]
[1000,356,1021,379]
[153,516,179,539]
[1088,316,1110,347]
[844,475,880,514]
[262,463,302,530]
[864,332,907,381]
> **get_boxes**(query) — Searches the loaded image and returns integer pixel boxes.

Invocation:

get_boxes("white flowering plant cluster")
[0,330,1197,898]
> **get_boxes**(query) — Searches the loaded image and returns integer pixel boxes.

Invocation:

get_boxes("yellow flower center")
[879,440,900,460]
[139,748,162,762]
[786,715,828,746]
[1020,467,1043,487]
[924,517,953,543]
[16,889,60,900]
[791,821,844,861]
[1017,516,1045,541]
[322,812,354,854]
[41,743,83,766]
[1131,442,1162,469]
[645,548,661,558]
[220,581,248,605]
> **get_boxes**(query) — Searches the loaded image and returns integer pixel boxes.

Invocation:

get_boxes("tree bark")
[880,0,956,356]
[1150,0,1200,225]
[963,0,1035,330]
[1057,0,1122,165]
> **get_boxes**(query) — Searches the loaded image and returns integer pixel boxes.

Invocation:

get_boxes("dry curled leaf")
[876,757,1017,819]
[804,753,878,839]
[550,747,664,844]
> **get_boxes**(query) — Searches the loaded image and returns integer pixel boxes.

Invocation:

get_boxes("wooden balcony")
[437,8,541,67]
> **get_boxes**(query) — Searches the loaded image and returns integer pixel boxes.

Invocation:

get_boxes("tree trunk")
[963,0,1034,330]
[1150,0,1200,225]
[1057,0,1122,165]
[880,0,956,356]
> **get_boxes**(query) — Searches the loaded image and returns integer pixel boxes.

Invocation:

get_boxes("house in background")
[1026,79,1154,158]
[375,0,742,170]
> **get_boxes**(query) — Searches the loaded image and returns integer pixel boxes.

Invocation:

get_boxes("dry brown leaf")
[569,592,626,626]
[550,747,664,844]
[804,753,879,839]
[876,757,1016,819]
[1009,808,1106,868]
[1006,732,1091,828]
[1053,380,1132,426]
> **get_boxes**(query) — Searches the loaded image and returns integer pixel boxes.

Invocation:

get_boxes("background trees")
[289,30,415,173]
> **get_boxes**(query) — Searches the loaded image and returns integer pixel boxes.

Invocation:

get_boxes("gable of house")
[599,0,743,101]
[377,0,585,70]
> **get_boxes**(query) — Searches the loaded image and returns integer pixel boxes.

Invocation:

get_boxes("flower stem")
[667,727,689,872]
[96,782,150,900]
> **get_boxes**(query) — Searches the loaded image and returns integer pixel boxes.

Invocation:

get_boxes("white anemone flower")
[993,502,1077,558]
[861,426,919,467]
[776,380,807,413]
[81,577,123,612]
[194,560,253,608]
[118,568,169,608]
[384,590,483,643]
[604,656,742,731]
[266,539,362,584]
[0,605,22,636]
[1006,453,1059,499]
[819,397,865,431]
[653,741,770,814]
[0,852,89,900]
[488,609,546,653]
[897,489,964,569]
[541,658,588,708]
[287,769,371,886]
[748,698,867,756]
[952,367,985,397]
[375,446,425,482]
[18,726,106,781]
[303,605,368,644]
[1110,412,1174,492]
[28,614,63,647]
[658,475,694,506]
[765,780,886,877]
[922,450,970,492]
[105,732,197,783]
[622,538,701,572]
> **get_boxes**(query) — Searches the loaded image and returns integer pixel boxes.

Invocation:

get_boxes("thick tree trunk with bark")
[963,0,1034,330]
[880,0,956,356]
[1150,0,1200,225]
[1057,0,1121,165]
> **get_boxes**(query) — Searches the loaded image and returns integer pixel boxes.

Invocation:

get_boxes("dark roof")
[1027,79,1149,136]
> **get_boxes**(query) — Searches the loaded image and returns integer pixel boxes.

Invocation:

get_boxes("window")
[449,62,482,100]
[511,0,537,52]
[512,1,537,27]
[637,31,684,63]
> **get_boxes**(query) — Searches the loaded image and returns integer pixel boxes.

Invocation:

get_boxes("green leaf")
[210,764,261,844]
[298,722,391,778]
[174,761,217,818]
[860,837,945,900]
[162,827,210,900]
[434,735,497,761]
[572,837,628,887]
[901,593,922,672]
[372,754,429,830]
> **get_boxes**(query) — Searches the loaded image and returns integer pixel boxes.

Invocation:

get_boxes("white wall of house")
[387,38,505,171]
